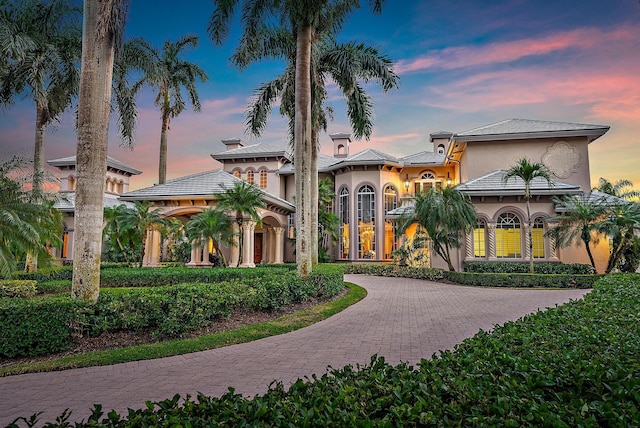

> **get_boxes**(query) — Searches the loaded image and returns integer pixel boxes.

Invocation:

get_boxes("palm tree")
[134,35,208,184]
[210,0,386,277]
[413,186,477,271]
[72,0,128,302]
[0,0,81,193]
[592,177,640,202]
[597,201,640,273]
[116,201,168,268]
[503,157,553,273]
[317,178,339,261]
[0,156,63,278]
[548,194,608,270]
[238,33,398,266]
[186,208,234,267]
[216,181,266,267]
[103,204,140,264]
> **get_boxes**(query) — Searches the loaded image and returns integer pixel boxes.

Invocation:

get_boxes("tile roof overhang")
[47,156,142,176]
[211,143,292,162]
[456,170,582,197]
[53,193,134,212]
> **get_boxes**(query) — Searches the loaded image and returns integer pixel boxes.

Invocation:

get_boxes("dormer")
[330,132,351,158]
[221,137,245,151]
[430,130,453,155]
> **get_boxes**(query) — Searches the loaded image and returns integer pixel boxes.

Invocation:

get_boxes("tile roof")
[53,193,133,212]
[400,151,446,166]
[211,143,291,161]
[277,153,341,174]
[454,118,609,142]
[47,156,142,175]
[456,170,581,196]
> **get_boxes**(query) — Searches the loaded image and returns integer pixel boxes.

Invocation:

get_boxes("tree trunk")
[526,195,534,274]
[311,127,319,265]
[72,0,116,303]
[139,229,147,268]
[294,24,313,277]
[159,110,170,184]
[584,241,597,271]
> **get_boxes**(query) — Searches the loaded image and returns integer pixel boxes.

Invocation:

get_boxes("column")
[273,226,284,264]
[262,228,270,264]
[186,239,198,267]
[229,222,240,267]
[143,229,162,267]
[547,221,559,261]
[465,231,473,261]
[487,223,497,260]
[269,228,276,263]
[201,237,212,266]
[241,220,256,267]
[66,229,74,260]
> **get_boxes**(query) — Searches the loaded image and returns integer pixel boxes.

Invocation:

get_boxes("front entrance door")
[254,233,263,264]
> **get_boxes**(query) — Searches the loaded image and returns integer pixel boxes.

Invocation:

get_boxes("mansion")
[52,118,612,272]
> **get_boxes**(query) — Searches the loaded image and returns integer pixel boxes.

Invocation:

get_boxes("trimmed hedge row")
[29,274,640,426]
[343,264,445,281]
[464,261,595,274]
[0,280,37,298]
[443,271,600,289]
[0,265,344,357]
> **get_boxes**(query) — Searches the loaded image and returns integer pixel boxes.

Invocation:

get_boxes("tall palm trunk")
[25,103,48,273]
[159,107,170,184]
[72,0,116,303]
[311,127,319,265]
[525,192,534,274]
[294,24,313,277]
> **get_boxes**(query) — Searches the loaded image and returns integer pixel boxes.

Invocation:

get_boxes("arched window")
[383,185,397,259]
[259,169,267,188]
[415,171,441,194]
[437,144,445,154]
[246,170,255,184]
[532,217,546,258]
[473,219,487,258]
[338,187,350,259]
[357,185,376,259]
[233,170,241,179]
[496,212,522,258]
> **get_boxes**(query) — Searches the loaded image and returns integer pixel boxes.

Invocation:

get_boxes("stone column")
[229,222,240,267]
[143,229,162,267]
[241,220,257,267]
[487,223,497,260]
[268,228,276,263]
[201,237,212,266]
[465,231,473,260]
[274,226,284,264]
[186,239,199,267]
[66,229,74,260]
[262,228,270,264]
[547,221,559,261]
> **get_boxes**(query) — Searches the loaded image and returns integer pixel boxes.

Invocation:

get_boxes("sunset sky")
[1,0,639,191]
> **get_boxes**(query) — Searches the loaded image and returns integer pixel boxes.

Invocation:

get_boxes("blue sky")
[1,0,639,190]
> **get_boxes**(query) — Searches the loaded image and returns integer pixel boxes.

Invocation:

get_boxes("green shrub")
[0,280,37,298]
[35,274,640,426]
[36,280,72,295]
[443,271,600,288]
[0,296,85,357]
[464,261,595,274]
[343,263,445,281]
[14,266,73,282]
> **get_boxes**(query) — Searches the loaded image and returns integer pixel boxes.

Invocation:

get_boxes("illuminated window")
[61,225,69,259]
[259,169,267,188]
[339,187,350,259]
[357,185,376,259]
[496,212,522,258]
[414,171,441,194]
[473,219,487,258]
[233,170,241,179]
[532,217,545,258]
[287,213,295,239]
[246,170,255,184]
[383,185,398,259]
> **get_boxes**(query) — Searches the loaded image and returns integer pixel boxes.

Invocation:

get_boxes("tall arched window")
[357,184,376,259]
[473,219,487,258]
[246,170,255,184]
[383,185,397,259]
[259,169,267,188]
[532,217,545,258]
[338,187,350,259]
[496,212,522,258]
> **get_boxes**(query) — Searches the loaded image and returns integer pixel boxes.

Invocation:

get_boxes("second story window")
[259,169,267,188]
[246,170,255,185]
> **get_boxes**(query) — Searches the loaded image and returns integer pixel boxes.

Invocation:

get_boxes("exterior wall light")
[446,172,453,187]
[404,174,410,191]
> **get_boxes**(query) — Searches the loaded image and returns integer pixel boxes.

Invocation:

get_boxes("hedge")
[464,261,595,274]
[0,280,37,298]
[343,264,445,281]
[443,271,600,289]
[21,274,640,427]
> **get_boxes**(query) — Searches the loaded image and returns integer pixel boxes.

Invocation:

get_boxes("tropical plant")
[317,178,339,262]
[592,177,640,202]
[0,0,81,193]
[548,194,609,270]
[115,201,168,268]
[210,0,387,277]
[216,180,265,267]
[0,156,63,278]
[72,0,131,302]
[132,35,208,184]
[413,186,477,271]
[186,208,234,267]
[103,204,140,264]
[597,201,640,273]
[503,157,553,273]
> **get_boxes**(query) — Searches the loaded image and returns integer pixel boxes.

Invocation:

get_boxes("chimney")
[221,137,245,151]
[330,132,351,158]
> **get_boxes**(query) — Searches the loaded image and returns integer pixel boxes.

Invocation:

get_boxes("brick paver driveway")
[0,275,589,426]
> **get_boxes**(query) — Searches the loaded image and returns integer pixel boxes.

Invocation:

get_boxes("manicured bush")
[31,274,640,426]
[0,296,85,357]
[443,271,600,288]
[343,263,445,281]
[0,280,37,298]
[464,261,595,274]
[36,280,72,295]
[14,266,74,282]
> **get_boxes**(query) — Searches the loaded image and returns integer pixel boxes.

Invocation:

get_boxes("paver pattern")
[0,275,589,426]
